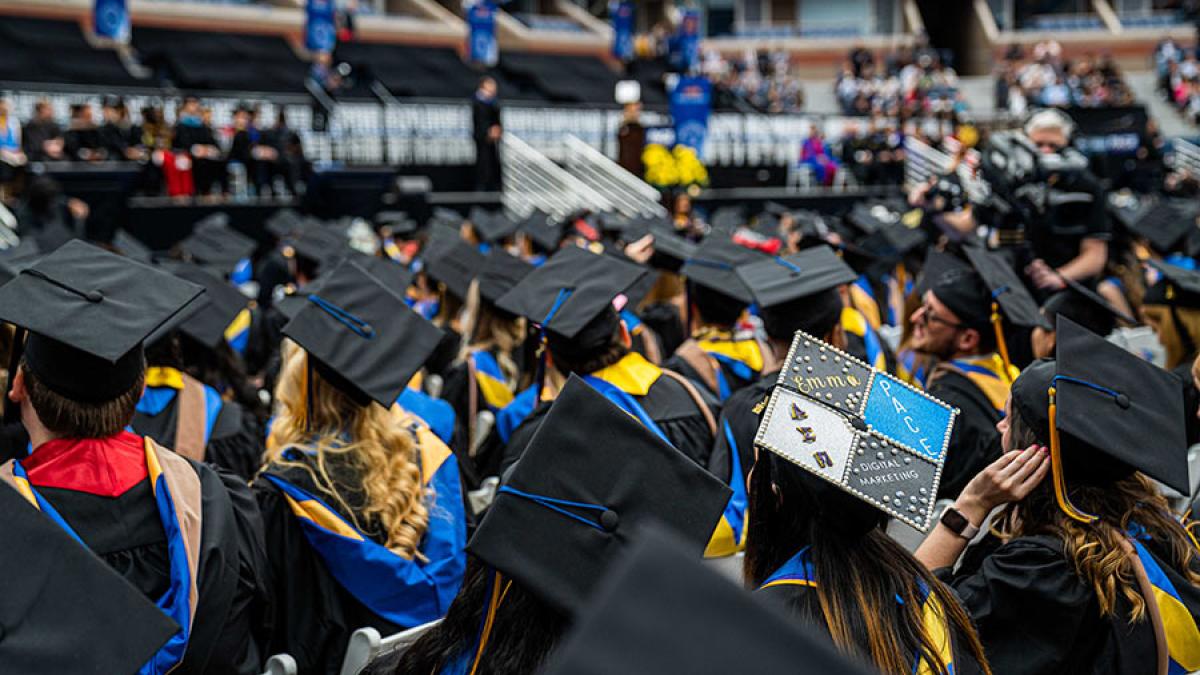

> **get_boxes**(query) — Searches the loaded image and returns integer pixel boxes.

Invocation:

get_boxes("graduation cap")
[736,245,856,310]
[1119,198,1200,255]
[178,219,257,274]
[495,245,647,341]
[680,236,768,305]
[0,239,43,285]
[708,206,745,233]
[427,207,464,229]
[860,219,929,263]
[478,249,533,304]
[282,259,443,408]
[111,229,154,264]
[541,530,878,675]
[0,483,181,674]
[351,253,414,295]
[286,225,350,268]
[647,225,697,273]
[425,239,485,300]
[157,261,249,349]
[843,201,900,234]
[1145,260,1200,310]
[470,208,520,243]
[960,246,1045,329]
[274,284,311,322]
[1041,277,1134,339]
[467,376,731,614]
[375,210,418,236]
[1011,317,1188,522]
[756,330,957,530]
[0,240,203,402]
[265,208,307,240]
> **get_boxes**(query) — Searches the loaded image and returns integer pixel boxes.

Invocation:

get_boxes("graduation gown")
[705,373,772,556]
[757,549,987,675]
[3,431,271,675]
[938,533,1200,675]
[254,420,468,675]
[132,368,264,481]
[440,346,521,488]
[663,331,771,402]
[925,356,1015,500]
[493,352,719,478]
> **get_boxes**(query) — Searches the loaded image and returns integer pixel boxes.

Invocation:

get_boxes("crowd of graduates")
[4,135,1200,674]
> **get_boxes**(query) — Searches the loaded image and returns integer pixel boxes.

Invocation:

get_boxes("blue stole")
[841,307,887,371]
[397,387,457,445]
[580,375,669,445]
[495,384,539,444]
[136,384,224,445]
[471,349,516,411]
[262,441,467,628]
[10,440,195,675]
[1128,525,1200,674]
[704,419,748,557]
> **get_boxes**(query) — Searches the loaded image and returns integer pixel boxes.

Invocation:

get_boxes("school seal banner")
[754,330,958,530]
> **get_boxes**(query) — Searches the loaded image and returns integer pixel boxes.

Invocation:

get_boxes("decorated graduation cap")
[157,261,249,349]
[1145,259,1200,310]
[282,258,443,408]
[680,235,767,305]
[0,483,180,673]
[468,376,730,614]
[0,241,203,404]
[1041,277,1134,339]
[1012,316,1188,523]
[478,248,534,304]
[425,239,485,300]
[541,530,877,675]
[496,245,647,342]
[178,217,257,275]
[755,330,958,530]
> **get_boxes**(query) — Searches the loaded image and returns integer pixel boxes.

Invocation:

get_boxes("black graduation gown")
[255,453,405,675]
[439,347,522,489]
[640,302,686,357]
[925,368,1003,501]
[756,581,987,675]
[132,392,265,482]
[495,372,719,477]
[32,447,271,674]
[937,533,1200,675]
[663,349,760,402]
[1172,360,1200,448]
[709,374,773,484]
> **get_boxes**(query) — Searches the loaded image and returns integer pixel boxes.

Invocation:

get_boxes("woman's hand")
[956,445,1050,524]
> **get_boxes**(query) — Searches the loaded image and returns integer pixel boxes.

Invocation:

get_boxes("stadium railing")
[562,135,667,219]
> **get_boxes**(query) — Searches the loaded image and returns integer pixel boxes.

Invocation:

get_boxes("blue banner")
[669,75,711,155]
[93,0,130,43]
[610,1,635,62]
[670,9,701,73]
[305,0,337,53]
[468,1,498,67]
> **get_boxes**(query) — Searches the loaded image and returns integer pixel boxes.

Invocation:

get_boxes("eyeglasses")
[914,302,964,329]
[1034,141,1064,151]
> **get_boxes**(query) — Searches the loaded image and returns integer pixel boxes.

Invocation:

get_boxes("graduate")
[254,259,468,675]
[1031,277,1134,359]
[705,245,854,558]
[744,322,991,675]
[422,238,485,376]
[1143,261,1200,445]
[133,261,264,481]
[482,245,719,477]
[912,246,1044,499]
[664,235,773,402]
[918,317,1200,675]
[440,249,532,484]
[369,377,729,674]
[0,240,270,674]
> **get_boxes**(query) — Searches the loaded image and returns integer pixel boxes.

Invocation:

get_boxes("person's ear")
[827,323,847,351]
[8,367,25,403]
[958,327,981,354]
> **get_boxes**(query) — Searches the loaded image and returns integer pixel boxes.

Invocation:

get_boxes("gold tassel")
[468,570,511,675]
[991,302,1014,384]
[1048,386,1098,524]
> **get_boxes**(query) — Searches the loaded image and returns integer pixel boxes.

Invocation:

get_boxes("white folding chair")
[340,620,444,675]
[262,653,298,675]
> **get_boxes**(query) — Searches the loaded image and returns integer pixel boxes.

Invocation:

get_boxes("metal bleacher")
[562,135,667,219]
[501,132,613,219]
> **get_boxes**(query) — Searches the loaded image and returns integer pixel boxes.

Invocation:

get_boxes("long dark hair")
[391,557,567,675]
[744,452,991,675]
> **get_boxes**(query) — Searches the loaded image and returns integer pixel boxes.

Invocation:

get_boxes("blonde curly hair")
[265,340,430,560]
[454,278,526,387]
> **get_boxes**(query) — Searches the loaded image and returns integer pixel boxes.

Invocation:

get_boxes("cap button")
[1115,393,1131,409]
[599,509,620,532]
[85,290,104,303]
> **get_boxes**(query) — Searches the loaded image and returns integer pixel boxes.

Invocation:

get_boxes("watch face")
[941,506,968,534]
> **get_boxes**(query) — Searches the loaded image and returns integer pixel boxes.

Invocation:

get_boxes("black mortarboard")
[0,241,202,402]
[425,240,485,300]
[1146,260,1200,309]
[266,208,307,240]
[283,259,443,408]
[680,236,767,304]
[519,210,562,253]
[178,217,257,274]
[708,206,744,232]
[158,261,249,349]
[843,201,898,234]
[495,245,647,340]
[0,483,180,674]
[468,376,730,614]
[427,207,463,229]
[0,239,42,285]
[287,226,349,268]
[736,245,856,309]
[351,253,414,295]
[471,209,519,243]
[962,245,1045,329]
[860,220,929,262]
[916,248,970,297]
[647,225,696,273]
[478,249,533,304]
[1011,317,1188,498]
[1121,198,1200,255]
[541,530,878,675]
[274,284,311,322]
[1041,278,1133,338]
[112,229,154,264]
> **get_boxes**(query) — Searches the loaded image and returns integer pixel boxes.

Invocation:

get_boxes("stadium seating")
[132,27,307,93]
[0,16,143,87]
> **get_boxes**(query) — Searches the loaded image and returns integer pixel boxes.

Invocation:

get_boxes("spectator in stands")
[264,109,307,197]
[138,105,170,150]
[98,97,142,162]
[0,98,25,187]
[997,42,1133,111]
[472,76,502,192]
[835,46,960,118]
[617,102,645,178]
[800,130,839,187]
[228,104,275,196]
[173,96,224,198]
[64,103,105,162]
[23,99,64,162]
